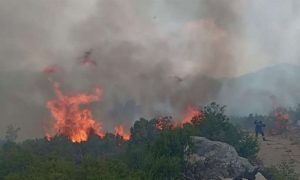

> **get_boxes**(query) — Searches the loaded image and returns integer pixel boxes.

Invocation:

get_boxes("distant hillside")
[217,64,300,115]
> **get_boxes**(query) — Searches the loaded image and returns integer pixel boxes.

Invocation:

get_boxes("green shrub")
[269,161,299,180]
[193,102,259,159]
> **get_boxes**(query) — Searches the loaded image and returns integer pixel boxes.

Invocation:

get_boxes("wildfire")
[114,125,130,141]
[180,105,203,127]
[155,116,173,130]
[156,118,165,130]
[46,80,105,143]
[272,108,289,135]
[269,96,289,135]
[44,69,202,143]
[154,106,203,129]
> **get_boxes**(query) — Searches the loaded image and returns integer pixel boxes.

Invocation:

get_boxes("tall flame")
[114,125,130,141]
[46,80,105,143]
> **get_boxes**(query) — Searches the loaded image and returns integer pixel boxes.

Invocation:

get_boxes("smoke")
[0,0,299,139]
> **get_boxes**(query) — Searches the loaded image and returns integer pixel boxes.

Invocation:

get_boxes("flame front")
[46,80,105,143]
[114,125,130,141]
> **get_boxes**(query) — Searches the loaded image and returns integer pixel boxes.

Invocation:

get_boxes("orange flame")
[46,80,105,143]
[156,118,164,130]
[155,116,173,130]
[114,125,130,141]
[272,108,289,135]
[154,106,203,129]
[180,105,202,127]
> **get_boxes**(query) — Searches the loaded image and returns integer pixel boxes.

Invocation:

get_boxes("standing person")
[255,120,266,141]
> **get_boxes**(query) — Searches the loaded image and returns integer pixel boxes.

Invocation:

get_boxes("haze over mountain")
[218,63,300,115]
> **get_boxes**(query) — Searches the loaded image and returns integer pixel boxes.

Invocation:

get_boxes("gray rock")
[184,136,257,180]
[254,172,267,180]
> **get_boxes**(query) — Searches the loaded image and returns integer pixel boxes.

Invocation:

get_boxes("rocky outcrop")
[254,172,267,180]
[184,136,261,180]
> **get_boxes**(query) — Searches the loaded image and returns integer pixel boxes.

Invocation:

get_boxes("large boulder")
[184,136,258,180]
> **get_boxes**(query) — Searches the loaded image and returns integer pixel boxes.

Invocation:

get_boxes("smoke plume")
[0,0,299,139]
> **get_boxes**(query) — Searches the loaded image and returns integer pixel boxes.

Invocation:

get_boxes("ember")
[155,116,173,130]
[42,65,59,75]
[81,59,97,66]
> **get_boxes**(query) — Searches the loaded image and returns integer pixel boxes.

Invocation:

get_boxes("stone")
[184,136,258,180]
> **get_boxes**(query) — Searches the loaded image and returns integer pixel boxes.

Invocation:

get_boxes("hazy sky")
[0,0,300,139]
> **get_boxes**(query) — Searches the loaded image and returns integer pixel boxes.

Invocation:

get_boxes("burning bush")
[270,107,289,135]
[114,125,130,141]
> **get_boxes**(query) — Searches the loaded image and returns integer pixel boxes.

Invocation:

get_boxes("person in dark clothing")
[254,120,266,141]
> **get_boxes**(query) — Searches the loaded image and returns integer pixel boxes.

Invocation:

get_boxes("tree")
[5,125,20,142]
[130,118,160,145]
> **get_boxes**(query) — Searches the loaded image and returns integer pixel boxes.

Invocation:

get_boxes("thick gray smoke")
[0,0,299,139]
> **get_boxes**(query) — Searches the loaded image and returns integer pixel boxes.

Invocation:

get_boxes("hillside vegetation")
[0,103,261,179]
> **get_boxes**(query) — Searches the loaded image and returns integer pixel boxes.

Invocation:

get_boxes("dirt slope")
[258,134,300,176]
